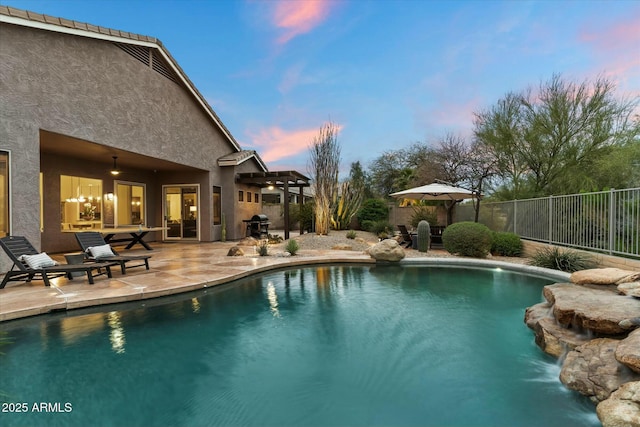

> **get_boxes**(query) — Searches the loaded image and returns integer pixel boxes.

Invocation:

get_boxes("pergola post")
[283,179,290,240]
[299,186,304,235]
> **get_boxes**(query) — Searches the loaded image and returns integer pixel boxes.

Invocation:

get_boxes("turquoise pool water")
[1,265,598,427]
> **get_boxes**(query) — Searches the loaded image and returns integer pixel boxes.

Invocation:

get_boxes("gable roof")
[0,5,267,170]
[218,150,268,171]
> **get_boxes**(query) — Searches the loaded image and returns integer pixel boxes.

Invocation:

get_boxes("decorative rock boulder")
[571,268,640,286]
[543,283,640,335]
[366,239,405,262]
[227,246,245,256]
[533,316,591,358]
[616,329,640,374]
[559,338,640,402]
[238,236,258,246]
[596,381,640,427]
[619,281,640,298]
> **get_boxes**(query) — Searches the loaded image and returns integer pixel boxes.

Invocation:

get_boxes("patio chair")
[75,231,151,274]
[0,235,113,288]
[397,225,414,248]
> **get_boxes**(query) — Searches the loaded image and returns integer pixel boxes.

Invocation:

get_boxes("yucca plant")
[331,180,364,230]
[529,247,595,272]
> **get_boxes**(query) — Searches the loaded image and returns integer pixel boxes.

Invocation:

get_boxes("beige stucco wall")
[0,22,262,270]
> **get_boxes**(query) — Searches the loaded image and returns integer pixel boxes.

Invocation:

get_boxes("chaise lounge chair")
[397,225,414,248]
[0,235,113,288]
[75,231,151,274]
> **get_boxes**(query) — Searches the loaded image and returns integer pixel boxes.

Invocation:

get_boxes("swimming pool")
[1,264,598,426]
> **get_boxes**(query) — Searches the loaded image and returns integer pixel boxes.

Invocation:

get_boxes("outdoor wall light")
[110,156,121,176]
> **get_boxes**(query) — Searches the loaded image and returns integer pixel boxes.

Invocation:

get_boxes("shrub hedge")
[491,232,522,256]
[442,221,492,258]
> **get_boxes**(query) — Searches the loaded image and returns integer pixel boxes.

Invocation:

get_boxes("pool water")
[1,265,599,427]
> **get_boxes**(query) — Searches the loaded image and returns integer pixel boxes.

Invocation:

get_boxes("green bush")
[410,206,438,228]
[529,247,595,272]
[357,199,389,227]
[298,202,315,232]
[346,230,357,239]
[370,220,393,237]
[442,221,492,258]
[285,239,300,256]
[491,232,522,256]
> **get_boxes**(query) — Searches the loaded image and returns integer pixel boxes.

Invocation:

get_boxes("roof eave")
[0,9,242,152]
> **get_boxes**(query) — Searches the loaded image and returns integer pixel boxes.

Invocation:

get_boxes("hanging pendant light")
[110,156,121,176]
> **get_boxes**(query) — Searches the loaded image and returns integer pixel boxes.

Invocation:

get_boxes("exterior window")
[0,151,8,237]
[255,193,259,203]
[213,186,221,225]
[238,190,244,202]
[247,192,252,203]
[60,175,102,230]
[116,181,145,226]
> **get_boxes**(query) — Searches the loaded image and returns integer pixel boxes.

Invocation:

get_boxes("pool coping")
[0,243,569,323]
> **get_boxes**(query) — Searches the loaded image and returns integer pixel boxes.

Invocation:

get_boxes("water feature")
[0,265,599,426]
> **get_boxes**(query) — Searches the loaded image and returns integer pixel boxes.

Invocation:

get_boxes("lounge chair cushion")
[19,252,58,269]
[86,244,115,259]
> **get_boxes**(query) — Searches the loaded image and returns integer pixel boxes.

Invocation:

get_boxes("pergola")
[236,170,311,240]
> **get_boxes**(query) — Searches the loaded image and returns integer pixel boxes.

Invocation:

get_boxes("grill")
[244,214,270,238]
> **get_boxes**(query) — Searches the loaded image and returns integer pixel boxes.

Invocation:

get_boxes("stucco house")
[0,6,308,272]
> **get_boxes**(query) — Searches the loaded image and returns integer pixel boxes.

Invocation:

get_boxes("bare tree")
[308,121,341,235]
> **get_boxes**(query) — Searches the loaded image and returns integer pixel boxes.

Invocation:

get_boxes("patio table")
[63,226,168,250]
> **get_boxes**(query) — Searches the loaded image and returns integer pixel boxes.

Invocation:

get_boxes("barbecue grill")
[244,214,270,238]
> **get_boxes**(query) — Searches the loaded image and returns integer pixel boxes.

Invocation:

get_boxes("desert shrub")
[360,220,374,232]
[268,234,283,244]
[442,221,492,258]
[258,240,269,256]
[298,202,315,232]
[529,247,595,272]
[285,239,299,256]
[410,205,438,228]
[346,230,357,239]
[491,232,522,256]
[370,220,393,237]
[357,199,389,227]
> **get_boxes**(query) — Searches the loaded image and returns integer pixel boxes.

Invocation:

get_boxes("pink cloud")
[247,123,344,164]
[272,0,334,44]
[246,126,320,163]
[578,13,640,91]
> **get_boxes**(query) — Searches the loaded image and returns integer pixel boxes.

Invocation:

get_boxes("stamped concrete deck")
[0,241,376,322]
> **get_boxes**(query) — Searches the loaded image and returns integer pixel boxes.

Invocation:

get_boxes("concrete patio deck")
[0,240,377,322]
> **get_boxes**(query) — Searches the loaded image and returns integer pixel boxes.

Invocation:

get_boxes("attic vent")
[115,43,150,66]
[114,43,180,85]
[151,51,179,84]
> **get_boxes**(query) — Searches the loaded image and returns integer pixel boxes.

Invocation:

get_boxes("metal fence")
[455,188,640,259]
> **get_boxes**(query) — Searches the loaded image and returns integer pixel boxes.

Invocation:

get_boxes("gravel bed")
[274,229,530,264]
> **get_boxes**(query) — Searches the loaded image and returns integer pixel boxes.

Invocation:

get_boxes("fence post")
[609,188,615,255]
[548,195,553,244]
[513,200,517,235]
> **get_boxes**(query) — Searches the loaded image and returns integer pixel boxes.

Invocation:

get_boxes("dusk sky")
[5,0,640,177]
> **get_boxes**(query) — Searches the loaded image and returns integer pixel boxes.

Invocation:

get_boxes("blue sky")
[4,0,640,176]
